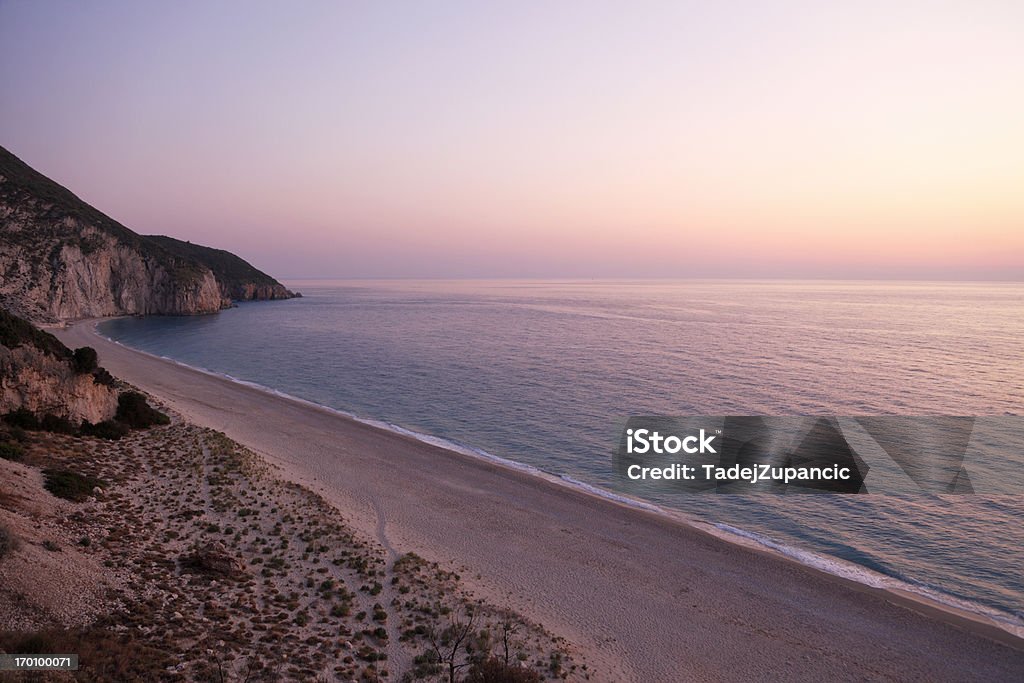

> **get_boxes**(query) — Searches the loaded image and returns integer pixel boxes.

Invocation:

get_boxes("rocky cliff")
[0,344,118,424]
[0,145,295,322]
[146,235,296,302]
[0,309,117,423]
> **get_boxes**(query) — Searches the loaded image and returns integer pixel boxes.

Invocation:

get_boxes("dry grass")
[0,405,586,681]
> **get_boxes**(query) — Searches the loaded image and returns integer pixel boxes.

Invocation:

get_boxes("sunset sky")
[1,1,1022,279]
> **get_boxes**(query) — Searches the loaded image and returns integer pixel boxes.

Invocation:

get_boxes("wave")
[98,323,1024,641]
[710,523,1024,638]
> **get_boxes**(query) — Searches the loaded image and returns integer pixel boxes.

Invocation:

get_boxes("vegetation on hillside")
[0,145,207,283]
[0,424,586,681]
[2,145,295,302]
[146,236,281,289]
[0,307,71,358]
[72,346,98,372]
[3,389,169,442]
[115,391,171,428]
[43,468,106,502]
[147,235,295,300]
[1,309,116,395]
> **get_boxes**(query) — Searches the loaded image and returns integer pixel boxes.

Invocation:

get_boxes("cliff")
[0,145,296,322]
[146,235,296,302]
[0,309,117,424]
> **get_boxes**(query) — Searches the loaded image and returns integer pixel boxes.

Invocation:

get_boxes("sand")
[2,418,583,679]
[53,319,1024,682]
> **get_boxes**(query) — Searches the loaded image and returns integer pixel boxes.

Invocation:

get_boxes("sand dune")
[53,320,1024,682]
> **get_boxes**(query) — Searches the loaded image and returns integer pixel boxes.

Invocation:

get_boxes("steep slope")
[0,146,226,321]
[146,235,296,302]
[0,145,297,322]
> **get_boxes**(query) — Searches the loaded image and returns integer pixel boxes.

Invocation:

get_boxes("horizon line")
[277,275,1024,284]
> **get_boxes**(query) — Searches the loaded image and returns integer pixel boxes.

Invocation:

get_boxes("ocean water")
[99,279,1024,632]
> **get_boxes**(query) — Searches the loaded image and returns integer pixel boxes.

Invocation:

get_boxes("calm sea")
[99,280,1024,632]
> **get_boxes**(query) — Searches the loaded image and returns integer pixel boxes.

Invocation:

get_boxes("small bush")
[40,413,77,435]
[92,367,116,386]
[3,408,39,430]
[43,469,104,502]
[115,392,170,429]
[72,347,98,373]
[463,658,542,683]
[80,420,130,441]
[5,411,84,436]
[0,524,20,561]
[0,441,24,461]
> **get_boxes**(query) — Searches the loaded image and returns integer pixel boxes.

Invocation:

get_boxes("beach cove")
[51,319,1024,682]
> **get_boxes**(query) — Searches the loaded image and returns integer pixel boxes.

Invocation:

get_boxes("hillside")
[0,145,295,322]
[146,235,295,302]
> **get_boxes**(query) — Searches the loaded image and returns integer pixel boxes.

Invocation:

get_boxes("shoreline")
[82,318,1024,643]
[53,317,1024,681]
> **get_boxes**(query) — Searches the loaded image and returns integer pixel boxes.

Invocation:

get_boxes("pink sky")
[1,1,1022,279]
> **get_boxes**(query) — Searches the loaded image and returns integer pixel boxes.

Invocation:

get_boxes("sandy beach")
[52,320,1024,682]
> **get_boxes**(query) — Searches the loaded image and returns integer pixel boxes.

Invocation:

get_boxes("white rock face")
[0,344,118,423]
[1,212,227,322]
[0,147,226,424]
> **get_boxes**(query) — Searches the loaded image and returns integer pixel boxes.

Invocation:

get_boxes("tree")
[115,391,170,428]
[425,603,480,683]
[498,611,518,666]
[72,346,98,373]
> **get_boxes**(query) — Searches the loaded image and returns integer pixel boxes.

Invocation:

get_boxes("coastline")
[53,318,1024,681]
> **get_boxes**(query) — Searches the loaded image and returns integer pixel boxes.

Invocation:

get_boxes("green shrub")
[43,469,105,502]
[80,420,129,441]
[115,392,170,429]
[92,367,116,386]
[40,413,77,435]
[6,425,27,442]
[6,411,86,436]
[0,441,24,461]
[72,347,98,373]
[3,408,39,430]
